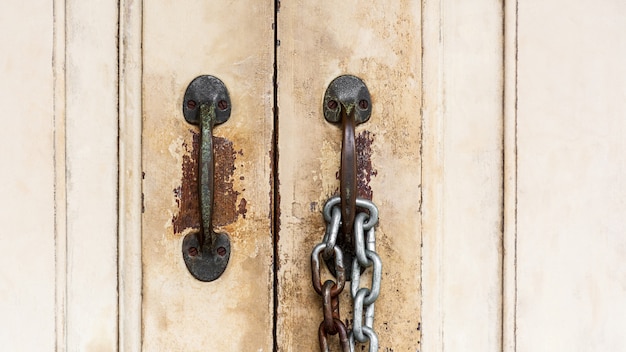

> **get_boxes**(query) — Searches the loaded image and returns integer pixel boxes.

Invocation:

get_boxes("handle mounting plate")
[183,75,231,126]
[323,75,372,125]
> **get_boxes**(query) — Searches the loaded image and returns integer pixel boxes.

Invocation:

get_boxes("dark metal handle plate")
[181,75,231,282]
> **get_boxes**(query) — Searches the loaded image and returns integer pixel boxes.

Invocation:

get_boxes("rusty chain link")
[312,196,382,352]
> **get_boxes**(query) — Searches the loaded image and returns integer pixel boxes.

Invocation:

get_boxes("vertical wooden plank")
[119,0,143,350]
[54,0,68,349]
[65,0,119,349]
[421,0,503,351]
[516,2,626,350]
[503,0,518,351]
[141,1,274,351]
[277,2,422,350]
[0,1,55,350]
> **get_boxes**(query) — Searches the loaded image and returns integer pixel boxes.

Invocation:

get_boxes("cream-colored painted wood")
[277,2,422,350]
[0,2,56,350]
[119,0,143,350]
[1,1,119,350]
[421,1,504,351]
[503,1,518,351]
[54,0,68,349]
[64,0,120,349]
[141,1,274,351]
[514,1,626,350]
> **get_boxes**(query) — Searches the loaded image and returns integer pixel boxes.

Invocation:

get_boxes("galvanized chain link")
[312,196,382,352]
[349,210,381,351]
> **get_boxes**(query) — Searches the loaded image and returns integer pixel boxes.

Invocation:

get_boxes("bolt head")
[217,100,229,111]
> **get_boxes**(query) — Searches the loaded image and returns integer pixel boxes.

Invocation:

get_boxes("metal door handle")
[181,75,231,282]
[312,75,383,350]
[322,75,372,277]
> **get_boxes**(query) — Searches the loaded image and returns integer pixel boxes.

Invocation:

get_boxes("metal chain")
[349,210,381,351]
[311,216,350,351]
[312,196,382,352]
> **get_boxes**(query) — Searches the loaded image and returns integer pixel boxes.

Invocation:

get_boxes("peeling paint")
[237,198,247,219]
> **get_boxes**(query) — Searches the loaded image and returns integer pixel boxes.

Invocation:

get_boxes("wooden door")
[5,1,626,351]
[274,2,424,350]
[2,0,504,351]
[138,0,503,351]
[140,1,275,351]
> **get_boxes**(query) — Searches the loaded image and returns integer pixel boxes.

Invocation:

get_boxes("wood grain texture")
[141,1,274,350]
[276,2,422,350]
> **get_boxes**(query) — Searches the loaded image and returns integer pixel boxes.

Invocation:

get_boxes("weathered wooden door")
[0,0,501,349]
[1,0,503,351]
[140,1,275,350]
[11,1,626,352]
[139,1,424,350]
[127,1,626,350]
[138,1,502,351]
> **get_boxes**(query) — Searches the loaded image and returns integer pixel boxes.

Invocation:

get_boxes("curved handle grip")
[323,75,372,278]
[181,75,231,282]
[340,107,357,240]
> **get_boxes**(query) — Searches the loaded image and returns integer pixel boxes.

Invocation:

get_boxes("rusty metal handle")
[323,75,372,278]
[181,75,231,282]
[340,108,357,242]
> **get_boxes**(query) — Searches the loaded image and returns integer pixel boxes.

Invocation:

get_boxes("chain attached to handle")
[312,75,381,351]
[311,197,382,352]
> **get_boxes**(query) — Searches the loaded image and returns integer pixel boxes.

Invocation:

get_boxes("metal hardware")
[323,75,372,279]
[181,75,231,282]
[311,215,351,352]
[313,197,382,352]
[348,209,381,350]
[312,76,381,351]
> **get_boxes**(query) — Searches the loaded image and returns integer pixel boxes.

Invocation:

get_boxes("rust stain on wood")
[356,130,377,199]
[172,130,247,234]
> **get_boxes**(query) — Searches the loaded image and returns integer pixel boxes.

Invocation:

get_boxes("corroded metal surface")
[172,134,245,233]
